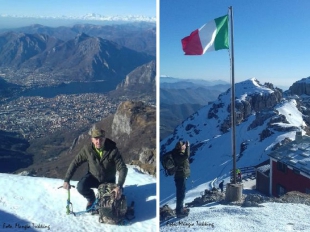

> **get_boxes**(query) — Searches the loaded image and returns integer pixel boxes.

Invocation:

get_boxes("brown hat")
[90,128,105,138]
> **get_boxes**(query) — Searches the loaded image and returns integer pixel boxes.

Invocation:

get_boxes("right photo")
[160,0,310,231]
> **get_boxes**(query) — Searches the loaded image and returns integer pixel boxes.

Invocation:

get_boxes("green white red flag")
[181,15,229,55]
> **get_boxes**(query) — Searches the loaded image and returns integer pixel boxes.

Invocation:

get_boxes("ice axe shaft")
[58,185,76,215]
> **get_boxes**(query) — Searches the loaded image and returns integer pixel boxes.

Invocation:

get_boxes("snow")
[160,78,310,231]
[160,201,310,232]
[3,77,310,232]
[237,78,274,101]
[276,99,305,127]
[160,181,310,232]
[0,166,157,232]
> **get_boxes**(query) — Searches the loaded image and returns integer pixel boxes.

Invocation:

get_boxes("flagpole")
[229,6,237,184]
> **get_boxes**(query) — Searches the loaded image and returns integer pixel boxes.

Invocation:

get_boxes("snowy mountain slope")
[160,78,306,206]
[0,166,156,232]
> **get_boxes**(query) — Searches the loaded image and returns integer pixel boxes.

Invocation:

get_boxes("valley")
[0,22,156,177]
[0,93,119,140]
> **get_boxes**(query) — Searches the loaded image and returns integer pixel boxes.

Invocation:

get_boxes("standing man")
[219,180,224,193]
[63,128,128,210]
[172,141,190,218]
[236,168,242,183]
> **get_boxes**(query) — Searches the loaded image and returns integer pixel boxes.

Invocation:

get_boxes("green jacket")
[172,145,190,179]
[64,138,128,187]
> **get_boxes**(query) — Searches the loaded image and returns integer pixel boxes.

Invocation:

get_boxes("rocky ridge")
[288,77,310,135]
[208,79,283,134]
[111,60,156,103]
[161,78,306,157]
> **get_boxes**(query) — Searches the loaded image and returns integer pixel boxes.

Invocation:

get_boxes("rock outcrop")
[289,77,310,95]
[208,79,283,133]
[111,60,156,104]
[116,60,155,90]
[98,100,156,175]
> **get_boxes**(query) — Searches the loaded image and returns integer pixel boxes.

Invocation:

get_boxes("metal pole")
[229,6,236,184]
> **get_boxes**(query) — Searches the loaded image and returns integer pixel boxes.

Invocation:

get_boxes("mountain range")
[160,76,228,86]
[0,23,156,56]
[160,76,230,140]
[0,31,154,88]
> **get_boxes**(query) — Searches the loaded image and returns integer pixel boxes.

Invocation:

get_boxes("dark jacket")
[172,145,190,179]
[64,138,128,187]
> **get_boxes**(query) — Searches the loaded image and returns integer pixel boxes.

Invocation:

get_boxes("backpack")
[97,183,128,225]
[161,152,176,176]
[160,204,175,222]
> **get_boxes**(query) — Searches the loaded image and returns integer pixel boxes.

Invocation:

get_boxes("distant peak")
[74,33,90,42]
[30,24,44,28]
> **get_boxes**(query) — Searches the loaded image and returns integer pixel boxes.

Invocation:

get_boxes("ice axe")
[58,184,75,215]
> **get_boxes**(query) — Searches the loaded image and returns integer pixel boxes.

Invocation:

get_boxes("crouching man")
[63,128,128,211]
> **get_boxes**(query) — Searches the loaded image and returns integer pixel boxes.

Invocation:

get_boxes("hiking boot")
[86,201,94,211]
[86,201,99,214]
[176,208,189,218]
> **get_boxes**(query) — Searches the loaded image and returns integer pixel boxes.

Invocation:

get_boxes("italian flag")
[181,15,229,55]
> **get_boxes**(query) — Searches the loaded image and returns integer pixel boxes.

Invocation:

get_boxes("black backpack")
[161,152,176,176]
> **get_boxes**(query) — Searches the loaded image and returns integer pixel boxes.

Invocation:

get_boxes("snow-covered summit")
[160,78,306,207]
[218,77,277,103]
[159,78,310,231]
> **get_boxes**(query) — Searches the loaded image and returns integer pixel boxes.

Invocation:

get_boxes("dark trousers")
[174,177,186,213]
[77,173,100,202]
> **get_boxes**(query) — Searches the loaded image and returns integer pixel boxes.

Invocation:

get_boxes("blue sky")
[0,0,156,17]
[160,0,310,89]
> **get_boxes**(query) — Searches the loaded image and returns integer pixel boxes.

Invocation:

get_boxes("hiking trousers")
[174,177,186,213]
[77,172,118,202]
[77,172,100,202]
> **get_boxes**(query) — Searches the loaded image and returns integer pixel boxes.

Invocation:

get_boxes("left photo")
[0,0,157,231]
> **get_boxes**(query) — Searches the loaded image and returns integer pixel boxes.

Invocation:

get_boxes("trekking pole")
[58,185,75,215]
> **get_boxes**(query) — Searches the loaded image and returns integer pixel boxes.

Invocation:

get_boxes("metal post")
[229,6,236,184]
